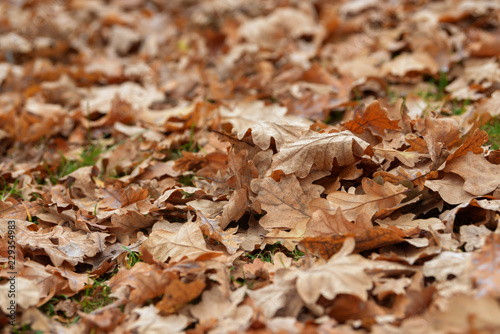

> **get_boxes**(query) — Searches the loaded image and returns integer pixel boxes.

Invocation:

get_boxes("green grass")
[0,177,22,201]
[244,242,305,264]
[76,276,113,314]
[122,246,142,268]
[39,275,114,322]
[482,117,500,150]
[11,323,44,334]
[43,143,104,184]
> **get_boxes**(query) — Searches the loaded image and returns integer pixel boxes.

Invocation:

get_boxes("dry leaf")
[271,130,372,178]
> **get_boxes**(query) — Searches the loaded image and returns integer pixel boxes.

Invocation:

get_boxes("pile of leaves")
[1,0,500,333]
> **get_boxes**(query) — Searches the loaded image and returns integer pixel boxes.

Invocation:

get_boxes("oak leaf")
[271,130,372,178]
[142,222,222,263]
[299,227,404,259]
[16,225,108,267]
[251,175,312,230]
[109,262,172,304]
[292,238,373,303]
[470,234,500,298]
[325,178,407,221]
[444,151,500,196]
[344,100,400,136]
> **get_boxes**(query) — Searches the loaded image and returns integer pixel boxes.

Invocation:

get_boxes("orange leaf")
[299,227,405,259]
[344,100,400,136]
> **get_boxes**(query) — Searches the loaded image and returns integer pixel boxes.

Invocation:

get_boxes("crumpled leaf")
[16,225,108,267]
[271,130,372,178]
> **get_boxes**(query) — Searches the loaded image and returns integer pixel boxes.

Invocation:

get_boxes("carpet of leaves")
[1,0,500,333]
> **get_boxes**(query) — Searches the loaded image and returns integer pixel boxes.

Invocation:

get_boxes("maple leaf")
[271,130,372,178]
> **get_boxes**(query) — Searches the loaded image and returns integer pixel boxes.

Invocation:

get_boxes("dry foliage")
[1,0,500,333]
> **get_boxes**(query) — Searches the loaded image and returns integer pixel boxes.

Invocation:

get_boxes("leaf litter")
[1,0,500,333]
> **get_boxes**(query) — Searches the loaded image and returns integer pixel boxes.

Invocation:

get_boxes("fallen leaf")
[251,175,312,230]
[271,130,372,178]
[299,227,405,259]
[293,238,373,303]
[344,100,400,136]
[142,222,222,263]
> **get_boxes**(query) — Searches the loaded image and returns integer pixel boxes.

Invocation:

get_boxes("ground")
[1,0,500,333]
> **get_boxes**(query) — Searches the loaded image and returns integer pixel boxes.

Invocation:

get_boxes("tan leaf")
[293,238,373,303]
[247,270,303,319]
[271,130,372,178]
[325,178,407,221]
[425,173,474,205]
[0,277,40,312]
[251,175,312,230]
[460,225,491,252]
[17,225,108,267]
[382,52,439,77]
[305,199,368,237]
[421,116,460,166]
[99,180,148,210]
[422,251,471,282]
[142,222,221,263]
[470,234,500,298]
[220,101,287,135]
[128,306,188,334]
[444,151,500,196]
[196,212,244,254]
[374,147,426,167]
[109,263,172,304]
[249,122,310,151]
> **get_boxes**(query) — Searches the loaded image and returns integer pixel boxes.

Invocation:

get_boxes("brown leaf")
[17,225,108,267]
[109,262,172,304]
[344,100,400,136]
[305,199,369,237]
[196,212,244,254]
[444,151,500,196]
[99,180,148,210]
[470,234,500,298]
[271,130,372,178]
[142,222,222,263]
[447,128,488,161]
[156,277,206,314]
[293,238,374,303]
[325,178,407,221]
[299,227,405,259]
[251,175,312,230]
